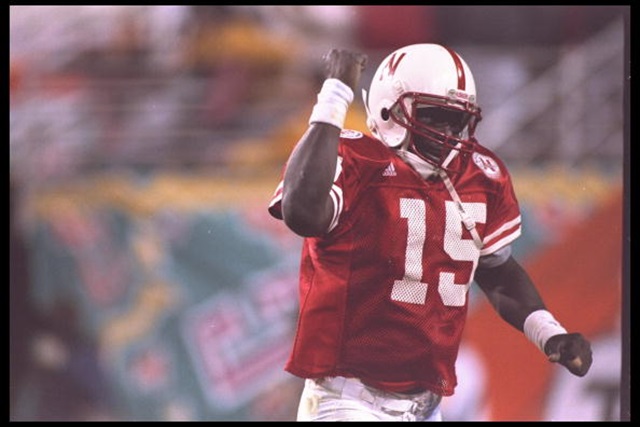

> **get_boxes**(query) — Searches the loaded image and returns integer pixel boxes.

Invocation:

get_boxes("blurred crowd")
[10,6,625,185]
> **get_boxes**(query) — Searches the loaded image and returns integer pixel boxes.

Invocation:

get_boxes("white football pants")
[296,376,443,422]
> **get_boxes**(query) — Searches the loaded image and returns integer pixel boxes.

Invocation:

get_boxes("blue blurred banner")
[25,174,303,421]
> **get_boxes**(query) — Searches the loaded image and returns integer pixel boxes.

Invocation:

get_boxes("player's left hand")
[544,332,593,377]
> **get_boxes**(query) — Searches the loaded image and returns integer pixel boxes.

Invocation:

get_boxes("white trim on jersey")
[327,184,344,232]
[483,215,521,243]
[327,155,345,232]
[268,181,284,213]
[480,226,522,257]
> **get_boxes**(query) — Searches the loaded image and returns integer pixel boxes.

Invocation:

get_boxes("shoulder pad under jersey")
[339,129,365,140]
[338,129,395,163]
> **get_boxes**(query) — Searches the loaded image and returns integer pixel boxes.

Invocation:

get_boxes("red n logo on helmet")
[379,52,406,80]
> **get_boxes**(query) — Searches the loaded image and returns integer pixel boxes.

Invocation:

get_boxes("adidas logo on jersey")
[382,162,397,177]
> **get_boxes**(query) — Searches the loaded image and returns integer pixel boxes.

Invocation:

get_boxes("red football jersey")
[268,130,521,396]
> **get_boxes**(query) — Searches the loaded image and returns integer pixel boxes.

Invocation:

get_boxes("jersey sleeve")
[479,162,522,257]
[267,147,350,234]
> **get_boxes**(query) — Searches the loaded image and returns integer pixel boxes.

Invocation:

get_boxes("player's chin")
[412,140,443,165]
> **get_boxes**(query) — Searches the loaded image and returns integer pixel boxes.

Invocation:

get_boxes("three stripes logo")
[382,162,397,177]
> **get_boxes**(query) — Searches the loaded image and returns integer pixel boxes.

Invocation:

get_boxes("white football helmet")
[363,43,482,170]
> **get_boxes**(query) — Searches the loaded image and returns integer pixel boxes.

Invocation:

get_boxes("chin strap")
[437,169,483,250]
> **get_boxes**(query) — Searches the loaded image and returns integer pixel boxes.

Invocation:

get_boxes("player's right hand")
[322,49,368,93]
[544,332,593,377]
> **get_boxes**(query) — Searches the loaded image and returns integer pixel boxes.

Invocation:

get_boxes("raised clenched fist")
[322,49,368,93]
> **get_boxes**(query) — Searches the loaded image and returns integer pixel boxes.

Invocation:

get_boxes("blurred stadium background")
[10,6,629,421]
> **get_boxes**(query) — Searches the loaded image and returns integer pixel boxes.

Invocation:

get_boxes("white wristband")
[308,78,354,129]
[523,309,568,353]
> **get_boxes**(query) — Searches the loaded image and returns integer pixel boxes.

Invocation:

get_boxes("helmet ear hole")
[380,108,390,121]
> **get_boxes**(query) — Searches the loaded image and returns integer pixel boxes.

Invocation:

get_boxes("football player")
[268,45,592,421]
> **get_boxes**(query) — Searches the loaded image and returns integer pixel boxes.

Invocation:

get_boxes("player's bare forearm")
[282,123,340,236]
[476,256,593,376]
[474,255,546,331]
[281,48,367,237]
